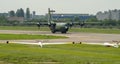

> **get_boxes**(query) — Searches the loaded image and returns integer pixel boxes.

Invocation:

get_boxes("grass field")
[0,26,120,34]
[69,28,120,34]
[0,26,120,64]
[0,43,120,64]
[0,26,50,31]
[0,34,67,40]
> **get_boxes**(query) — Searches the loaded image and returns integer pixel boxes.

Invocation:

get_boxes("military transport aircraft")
[37,8,84,33]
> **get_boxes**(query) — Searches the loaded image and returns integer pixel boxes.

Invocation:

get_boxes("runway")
[0,30,120,43]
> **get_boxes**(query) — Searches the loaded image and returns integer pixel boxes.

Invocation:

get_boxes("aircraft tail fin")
[48,8,55,25]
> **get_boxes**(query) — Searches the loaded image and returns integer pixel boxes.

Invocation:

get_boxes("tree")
[19,8,24,17]
[9,10,15,17]
[16,8,24,17]
[26,8,30,20]
[16,9,20,17]
[0,16,8,25]
[86,17,98,22]
[74,16,80,22]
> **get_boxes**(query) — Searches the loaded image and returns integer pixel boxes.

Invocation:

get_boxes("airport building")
[96,9,120,21]
[46,13,95,21]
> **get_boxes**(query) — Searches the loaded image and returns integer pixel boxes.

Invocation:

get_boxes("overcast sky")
[0,0,119,15]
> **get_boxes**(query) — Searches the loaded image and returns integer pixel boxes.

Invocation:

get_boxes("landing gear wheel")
[52,30,56,33]
[61,31,67,33]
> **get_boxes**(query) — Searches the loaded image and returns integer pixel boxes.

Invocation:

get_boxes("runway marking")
[11,42,69,45]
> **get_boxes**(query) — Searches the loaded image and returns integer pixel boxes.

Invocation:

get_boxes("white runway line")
[11,42,119,48]
[12,42,68,45]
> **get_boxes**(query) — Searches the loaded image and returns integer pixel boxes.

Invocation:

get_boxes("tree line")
[83,17,120,29]
[9,8,31,19]
[0,8,33,26]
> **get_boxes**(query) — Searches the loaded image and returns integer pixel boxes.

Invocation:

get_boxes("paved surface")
[0,30,120,43]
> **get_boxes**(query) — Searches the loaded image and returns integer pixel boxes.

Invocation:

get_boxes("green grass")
[0,26,50,31]
[69,28,120,34]
[0,34,67,40]
[1,26,120,34]
[0,43,120,64]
